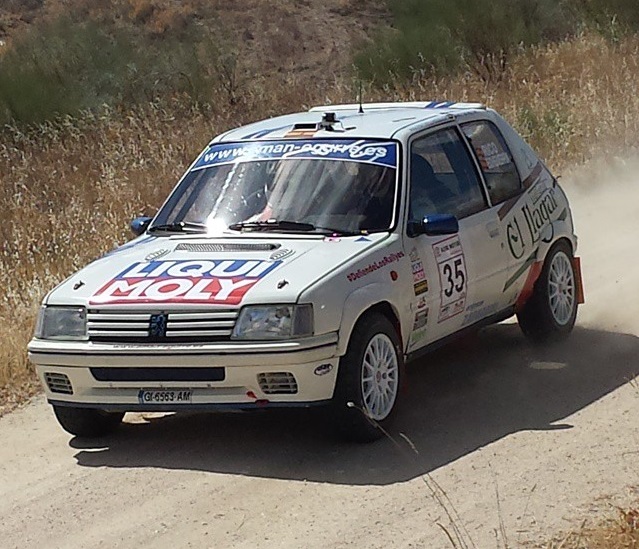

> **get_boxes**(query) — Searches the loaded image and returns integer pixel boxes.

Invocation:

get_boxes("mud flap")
[573,256,585,304]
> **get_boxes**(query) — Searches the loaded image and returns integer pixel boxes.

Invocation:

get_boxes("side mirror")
[130,216,152,236]
[408,213,459,237]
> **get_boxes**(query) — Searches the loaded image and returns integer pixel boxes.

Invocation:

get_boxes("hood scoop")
[175,242,280,253]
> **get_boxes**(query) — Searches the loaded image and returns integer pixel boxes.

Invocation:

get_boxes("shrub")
[573,0,639,40]
[354,0,576,85]
[0,14,224,124]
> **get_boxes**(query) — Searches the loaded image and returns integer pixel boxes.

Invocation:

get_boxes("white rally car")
[28,101,584,441]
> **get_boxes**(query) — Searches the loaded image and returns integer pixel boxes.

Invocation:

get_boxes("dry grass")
[539,506,639,548]
[0,24,638,547]
[2,32,639,408]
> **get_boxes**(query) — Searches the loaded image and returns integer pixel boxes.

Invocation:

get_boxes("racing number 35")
[433,235,468,322]
[443,258,465,297]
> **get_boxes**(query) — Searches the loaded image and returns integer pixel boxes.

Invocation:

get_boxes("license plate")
[137,389,193,405]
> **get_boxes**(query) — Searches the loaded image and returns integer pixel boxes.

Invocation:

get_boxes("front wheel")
[332,313,403,442]
[53,405,124,437]
[517,241,578,342]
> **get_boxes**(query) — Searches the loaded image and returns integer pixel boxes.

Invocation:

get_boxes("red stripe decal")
[515,261,544,312]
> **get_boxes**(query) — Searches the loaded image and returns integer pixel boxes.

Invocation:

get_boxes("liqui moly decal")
[193,139,398,170]
[91,259,282,305]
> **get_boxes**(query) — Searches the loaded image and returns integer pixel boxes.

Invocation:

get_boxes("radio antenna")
[358,80,364,114]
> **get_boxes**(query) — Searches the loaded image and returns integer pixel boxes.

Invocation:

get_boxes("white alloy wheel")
[548,250,576,326]
[361,333,399,421]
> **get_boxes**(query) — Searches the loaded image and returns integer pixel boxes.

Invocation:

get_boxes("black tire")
[332,313,404,442]
[517,240,578,343]
[53,405,124,437]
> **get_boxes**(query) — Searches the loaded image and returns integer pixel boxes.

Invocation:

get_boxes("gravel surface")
[1,167,637,549]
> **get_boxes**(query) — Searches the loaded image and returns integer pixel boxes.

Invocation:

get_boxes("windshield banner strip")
[193,139,398,170]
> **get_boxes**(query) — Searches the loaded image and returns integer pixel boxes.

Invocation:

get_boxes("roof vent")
[292,122,319,131]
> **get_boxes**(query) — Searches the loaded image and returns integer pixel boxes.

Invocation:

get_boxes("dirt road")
[1,162,638,549]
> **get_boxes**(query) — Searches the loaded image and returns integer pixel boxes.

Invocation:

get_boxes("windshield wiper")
[228,220,316,232]
[228,220,362,236]
[149,221,208,234]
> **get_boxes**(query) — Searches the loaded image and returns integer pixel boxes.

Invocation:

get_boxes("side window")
[461,121,522,205]
[410,128,487,221]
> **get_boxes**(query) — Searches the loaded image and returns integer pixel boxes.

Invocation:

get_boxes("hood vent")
[175,243,279,253]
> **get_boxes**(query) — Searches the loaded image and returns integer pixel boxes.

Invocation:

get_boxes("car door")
[459,119,528,303]
[404,126,510,353]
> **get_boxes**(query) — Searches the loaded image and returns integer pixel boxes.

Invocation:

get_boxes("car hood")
[45,232,390,309]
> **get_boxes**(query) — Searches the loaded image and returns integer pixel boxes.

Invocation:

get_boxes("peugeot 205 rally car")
[28,101,584,442]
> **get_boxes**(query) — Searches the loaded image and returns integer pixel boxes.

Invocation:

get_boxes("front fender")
[336,283,405,356]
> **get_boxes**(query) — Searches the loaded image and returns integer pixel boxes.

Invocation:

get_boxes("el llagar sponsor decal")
[91,259,281,305]
[506,185,560,260]
[194,139,398,170]
[347,251,405,282]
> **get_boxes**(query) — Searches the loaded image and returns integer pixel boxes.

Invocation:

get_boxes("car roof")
[213,101,487,143]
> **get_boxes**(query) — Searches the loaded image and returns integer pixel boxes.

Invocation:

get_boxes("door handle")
[486,221,501,238]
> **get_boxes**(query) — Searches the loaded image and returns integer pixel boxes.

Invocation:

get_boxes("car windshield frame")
[149,138,402,237]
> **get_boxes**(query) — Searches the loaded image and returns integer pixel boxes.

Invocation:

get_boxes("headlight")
[232,304,313,340]
[34,306,88,341]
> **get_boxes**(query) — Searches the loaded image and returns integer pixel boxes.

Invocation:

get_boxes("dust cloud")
[561,156,639,334]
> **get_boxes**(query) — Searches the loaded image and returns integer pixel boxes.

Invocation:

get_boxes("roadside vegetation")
[2,0,639,415]
[541,506,639,548]
[0,0,638,544]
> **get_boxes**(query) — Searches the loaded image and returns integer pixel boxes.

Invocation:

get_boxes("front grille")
[45,372,73,394]
[257,372,298,395]
[175,243,279,252]
[87,309,239,343]
[91,367,225,382]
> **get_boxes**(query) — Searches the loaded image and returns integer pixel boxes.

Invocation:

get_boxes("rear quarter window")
[461,121,522,205]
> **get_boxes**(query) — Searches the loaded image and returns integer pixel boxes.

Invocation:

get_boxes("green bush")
[573,0,639,40]
[354,0,576,85]
[0,16,225,124]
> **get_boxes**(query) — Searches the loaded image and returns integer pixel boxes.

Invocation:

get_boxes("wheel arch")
[337,284,404,356]
[516,233,577,312]
[537,219,576,263]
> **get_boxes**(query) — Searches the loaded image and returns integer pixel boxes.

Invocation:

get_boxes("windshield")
[151,139,399,235]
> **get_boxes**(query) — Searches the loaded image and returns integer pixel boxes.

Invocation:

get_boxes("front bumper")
[28,333,340,410]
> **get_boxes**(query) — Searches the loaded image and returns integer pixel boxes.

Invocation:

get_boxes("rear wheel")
[53,405,124,437]
[517,241,578,342]
[332,313,403,442]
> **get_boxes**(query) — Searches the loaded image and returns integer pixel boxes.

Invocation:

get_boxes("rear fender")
[516,221,583,311]
[536,218,576,261]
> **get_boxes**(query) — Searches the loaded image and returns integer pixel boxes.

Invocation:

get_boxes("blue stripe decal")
[425,101,456,109]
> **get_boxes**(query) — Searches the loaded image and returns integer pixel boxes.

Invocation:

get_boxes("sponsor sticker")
[414,280,429,296]
[194,139,398,170]
[413,308,429,330]
[476,142,511,170]
[505,187,559,260]
[409,247,429,295]
[346,251,405,282]
[462,302,498,327]
[412,262,426,283]
[408,326,428,351]
[91,259,281,305]
[145,248,171,262]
